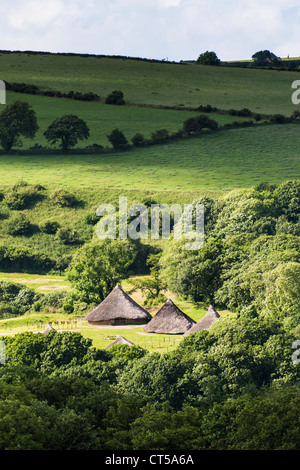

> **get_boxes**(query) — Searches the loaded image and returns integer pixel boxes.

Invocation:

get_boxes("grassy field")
[0,272,70,292]
[0,123,299,191]
[5,91,249,149]
[1,51,300,115]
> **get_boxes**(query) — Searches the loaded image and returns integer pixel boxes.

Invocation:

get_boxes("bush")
[7,213,35,237]
[132,133,147,146]
[107,129,128,149]
[40,221,60,234]
[39,290,68,310]
[183,115,218,134]
[50,189,79,208]
[197,51,220,65]
[84,212,99,225]
[150,129,170,144]
[56,228,82,245]
[105,90,125,105]
[0,281,22,302]
[12,287,38,313]
[0,244,55,273]
[5,183,42,210]
[269,114,290,124]
[0,301,19,318]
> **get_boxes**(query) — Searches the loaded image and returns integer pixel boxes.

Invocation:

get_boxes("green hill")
[1,51,299,114]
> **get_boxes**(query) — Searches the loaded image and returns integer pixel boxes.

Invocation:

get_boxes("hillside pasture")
[0,123,298,191]
[5,91,249,149]
[1,51,300,115]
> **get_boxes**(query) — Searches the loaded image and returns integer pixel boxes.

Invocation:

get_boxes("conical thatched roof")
[143,299,196,334]
[106,335,134,350]
[43,324,56,336]
[183,305,220,336]
[84,284,152,324]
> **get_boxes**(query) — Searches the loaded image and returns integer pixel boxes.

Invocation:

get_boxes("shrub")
[40,220,60,234]
[84,212,99,225]
[151,129,170,144]
[107,129,128,149]
[132,133,147,146]
[56,228,82,245]
[269,114,290,124]
[5,184,42,210]
[0,244,55,273]
[50,189,79,207]
[197,51,220,65]
[183,115,218,134]
[7,213,35,237]
[105,90,125,105]
[0,281,22,302]
[12,287,38,313]
[0,301,18,318]
[39,290,68,310]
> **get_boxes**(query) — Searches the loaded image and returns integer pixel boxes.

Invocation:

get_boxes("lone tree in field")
[44,114,90,152]
[0,101,39,151]
[197,51,220,65]
[251,50,280,66]
[107,128,128,149]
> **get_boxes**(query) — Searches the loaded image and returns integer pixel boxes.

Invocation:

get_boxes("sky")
[1,0,300,62]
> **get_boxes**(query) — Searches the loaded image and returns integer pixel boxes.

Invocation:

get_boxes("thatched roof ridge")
[143,298,196,334]
[183,305,220,336]
[106,335,134,350]
[43,324,56,336]
[84,284,152,322]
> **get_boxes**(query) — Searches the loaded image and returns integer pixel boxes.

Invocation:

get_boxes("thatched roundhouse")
[84,284,152,325]
[143,299,196,334]
[183,305,220,336]
[106,335,134,350]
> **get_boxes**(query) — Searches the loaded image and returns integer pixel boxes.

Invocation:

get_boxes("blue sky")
[1,0,300,61]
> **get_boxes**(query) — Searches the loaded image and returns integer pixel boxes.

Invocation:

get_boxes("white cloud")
[8,0,63,29]
[1,0,300,60]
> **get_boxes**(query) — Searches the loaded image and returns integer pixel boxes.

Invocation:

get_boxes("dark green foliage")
[150,129,170,144]
[56,228,82,245]
[183,115,218,135]
[6,213,35,237]
[66,239,139,303]
[39,220,60,234]
[0,281,38,315]
[84,212,100,225]
[0,101,38,151]
[131,132,146,146]
[49,188,79,207]
[44,114,90,151]
[274,180,300,222]
[252,50,280,66]
[107,128,128,149]
[0,317,298,450]
[197,51,220,65]
[0,244,55,273]
[5,181,42,210]
[105,90,125,105]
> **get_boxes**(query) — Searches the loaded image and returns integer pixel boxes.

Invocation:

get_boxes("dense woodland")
[0,179,299,450]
